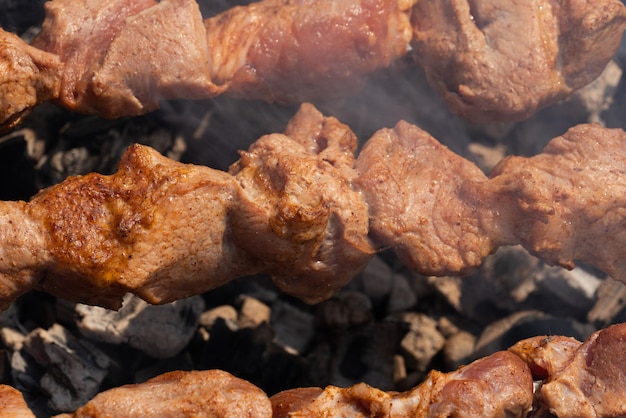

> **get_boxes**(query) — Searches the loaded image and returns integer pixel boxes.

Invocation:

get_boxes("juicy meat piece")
[541,323,626,417]
[415,351,532,418]
[2,0,625,127]
[487,123,626,280]
[0,201,50,311]
[25,144,253,310]
[412,0,626,122]
[229,103,374,302]
[205,0,415,103]
[32,0,217,118]
[32,0,156,114]
[355,121,497,276]
[271,387,323,418]
[1,104,626,310]
[0,29,62,131]
[271,350,533,417]
[357,119,626,281]
[509,335,582,381]
[85,0,219,117]
[56,370,272,418]
[0,385,35,418]
[510,323,626,418]
[0,103,373,310]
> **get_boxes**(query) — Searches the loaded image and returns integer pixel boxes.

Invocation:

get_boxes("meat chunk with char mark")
[229,103,374,303]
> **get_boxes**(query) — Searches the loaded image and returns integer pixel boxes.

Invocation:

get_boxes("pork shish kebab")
[0,103,625,311]
[5,322,626,417]
[1,0,626,131]
[275,321,626,417]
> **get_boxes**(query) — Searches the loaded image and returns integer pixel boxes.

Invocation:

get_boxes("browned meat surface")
[271,387,323,418]
[1,104,626,310]
[356,119,626,282]
[487,123,626,281]
[32,0,217,118]
[0,385,36,418]
[510,323,626,417]
[2,0,625,128]
[31,0,156,115]
[0,200,50,311]
[229,103,374,302]
[0,104,373,310]
[355,120,497,276]
[54,370,272,418]
[509,335,582,381]
[0,29,62,131]
[412,0,626,122]
[270,350,533,417]
[205,0,415,103]
[27,144,254,310]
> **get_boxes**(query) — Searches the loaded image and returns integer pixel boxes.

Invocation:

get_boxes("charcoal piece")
[21,324,110,413]
[238,296,271,329]
[333,322,399,390]
[270,299,314,355]
[473,311,595,360]
[196,319,307,396]
[75,294,204,359]
[199,305,238,330]
[0,0,46,35]
[316,291,372,330]
[397,313,445,373]
[0,132,38,200]
[587,278,626,326]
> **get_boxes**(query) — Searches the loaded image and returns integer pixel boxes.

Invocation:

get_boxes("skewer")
[1,103,625,311]
[2,0,625,130]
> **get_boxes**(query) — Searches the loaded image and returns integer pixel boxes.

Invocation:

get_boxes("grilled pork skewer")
[0,103,625,311]
[0,103,375,310]
[273,322,626,417]
[7,323,625,417]
[2,0,625,130]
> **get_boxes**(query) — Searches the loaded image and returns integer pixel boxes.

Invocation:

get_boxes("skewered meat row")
[4,321,625,417]
[1,0,625,130]
[272,322,626,417]
[0,102,625,311]
[271,350,533,417]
